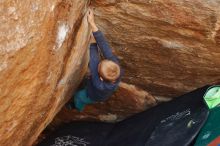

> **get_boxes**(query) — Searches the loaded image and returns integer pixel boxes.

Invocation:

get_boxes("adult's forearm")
[89,44,100,74]
[92,30,110,52]
[93,31,118,63]
[89,44,105,89]
[91,23,99,32]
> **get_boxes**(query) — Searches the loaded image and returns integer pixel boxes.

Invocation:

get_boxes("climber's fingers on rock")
[88,9,94,16]
[87,9,95,24]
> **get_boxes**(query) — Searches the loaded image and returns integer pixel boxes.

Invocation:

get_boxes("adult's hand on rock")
[87,9,98,32]
[88,9,95,24]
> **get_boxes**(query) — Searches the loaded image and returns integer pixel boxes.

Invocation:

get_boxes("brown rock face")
[0,0,90,146]
[2,0,220,145]
[92,0,220,97]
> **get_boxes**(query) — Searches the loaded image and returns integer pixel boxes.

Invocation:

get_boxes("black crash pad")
[38,86,210,146]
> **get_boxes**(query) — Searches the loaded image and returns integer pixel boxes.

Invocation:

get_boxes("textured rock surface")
[0,0,90,146]
[53,82,157,123]
[92,0,220,97]
[2,0,220,145]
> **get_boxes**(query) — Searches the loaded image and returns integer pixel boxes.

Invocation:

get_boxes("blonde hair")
[98,60,120,82]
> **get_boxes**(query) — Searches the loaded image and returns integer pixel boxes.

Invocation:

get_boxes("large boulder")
[2,0,220,145]
[92,0,220,97]
[0,0,90,145]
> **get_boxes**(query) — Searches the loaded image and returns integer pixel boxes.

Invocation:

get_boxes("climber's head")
[98,60,120,83]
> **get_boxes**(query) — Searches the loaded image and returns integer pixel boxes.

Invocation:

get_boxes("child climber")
[66,9,122,111]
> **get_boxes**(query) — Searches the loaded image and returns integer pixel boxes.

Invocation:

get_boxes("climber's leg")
[66,97,76,110]
[66,88,94,111]
[74,88,94,111]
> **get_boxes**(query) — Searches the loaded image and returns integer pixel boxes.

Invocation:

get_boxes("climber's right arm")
[88,9,118,63]
[92,30,119,64]
[89,44,105,89]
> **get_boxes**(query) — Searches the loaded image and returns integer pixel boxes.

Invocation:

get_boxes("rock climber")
[66,9,122,111]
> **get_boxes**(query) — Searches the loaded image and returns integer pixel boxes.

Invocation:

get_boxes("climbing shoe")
[65,101,76,110]
[65,95,76,110]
